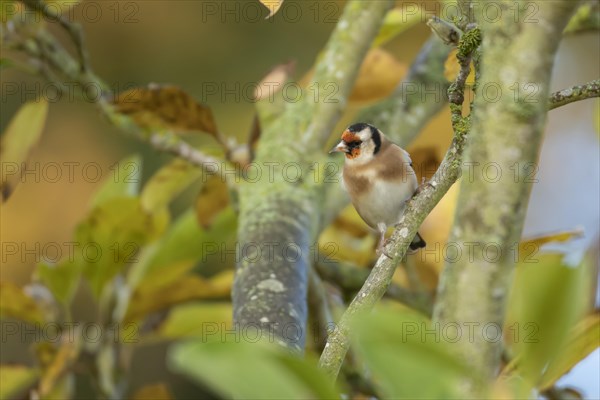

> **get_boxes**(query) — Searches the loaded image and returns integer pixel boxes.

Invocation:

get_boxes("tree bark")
[432,0,579,392]
[232,0,393,352]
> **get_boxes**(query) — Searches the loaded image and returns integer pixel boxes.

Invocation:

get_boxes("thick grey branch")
[432,1,580,394]
[233,0,393,352]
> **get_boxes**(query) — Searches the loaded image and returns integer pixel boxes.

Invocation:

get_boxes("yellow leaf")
[0,281,45,324]
[259,0,283,19]
[520,227,584,251]
[444,49,475,86]
[131,383,174,400]
[539,312,600,390]
[349,48,407,104]
[0,99,49,202]
[125,272,232,323]
[157,302,233,339]
[195,174,229,228]
[141,158,202,213]
[372,6,423,48]
[0,365,39,400]
[111,84,218,135]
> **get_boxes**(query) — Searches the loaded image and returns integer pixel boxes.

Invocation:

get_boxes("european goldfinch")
[329,122,426,256]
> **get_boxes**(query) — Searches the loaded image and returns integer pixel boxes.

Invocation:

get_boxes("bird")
[329,122,426,257]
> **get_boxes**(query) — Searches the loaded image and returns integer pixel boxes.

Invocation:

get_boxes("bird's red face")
[340,130,362,159]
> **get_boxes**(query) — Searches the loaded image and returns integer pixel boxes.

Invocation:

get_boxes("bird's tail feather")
[409,232,426,250]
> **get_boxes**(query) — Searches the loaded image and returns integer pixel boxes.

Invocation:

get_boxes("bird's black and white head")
[329,122,384,164]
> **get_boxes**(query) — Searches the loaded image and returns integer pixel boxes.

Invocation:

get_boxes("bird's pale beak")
[329,141,348,154]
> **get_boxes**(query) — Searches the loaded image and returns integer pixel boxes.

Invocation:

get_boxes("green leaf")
[539,312,600,390]
[508,254,586,386]
[90,154,141,207]
[0,365,39,400]
[35,259,81,305]
[76,197,168,297]
[169,338,339,399]
[129,207,237,292]
[140,158,201,213]
[0,281,45,324]
[0,99,49,202]
[372,6,423,48]
[155,302,232,339]
[0,58,13,70]
[352,305,468,399]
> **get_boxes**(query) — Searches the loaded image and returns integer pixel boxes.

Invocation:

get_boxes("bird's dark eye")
[348,140,362,149]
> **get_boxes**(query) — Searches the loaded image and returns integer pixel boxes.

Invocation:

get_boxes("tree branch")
[21,0,90,72]
[318,10,481,376]
[233,0,393,352]
[318,114,469,379]
[432,1,580,394]
[549,79,600,110]
[6,13,224,173]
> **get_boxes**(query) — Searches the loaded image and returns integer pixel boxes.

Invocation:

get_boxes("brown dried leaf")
[111,84,218,135]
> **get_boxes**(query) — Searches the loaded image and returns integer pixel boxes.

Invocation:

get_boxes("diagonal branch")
[318,28,479,379]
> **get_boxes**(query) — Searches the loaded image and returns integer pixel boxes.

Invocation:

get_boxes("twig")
[318,118,469,380]
[318,26,480,382]
[149,134,223,174]
[21,0,90,73]
[548,79,600,110]
[7,18,224,173]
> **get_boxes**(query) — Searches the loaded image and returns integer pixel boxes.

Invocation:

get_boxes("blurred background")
[1,0,598,398]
